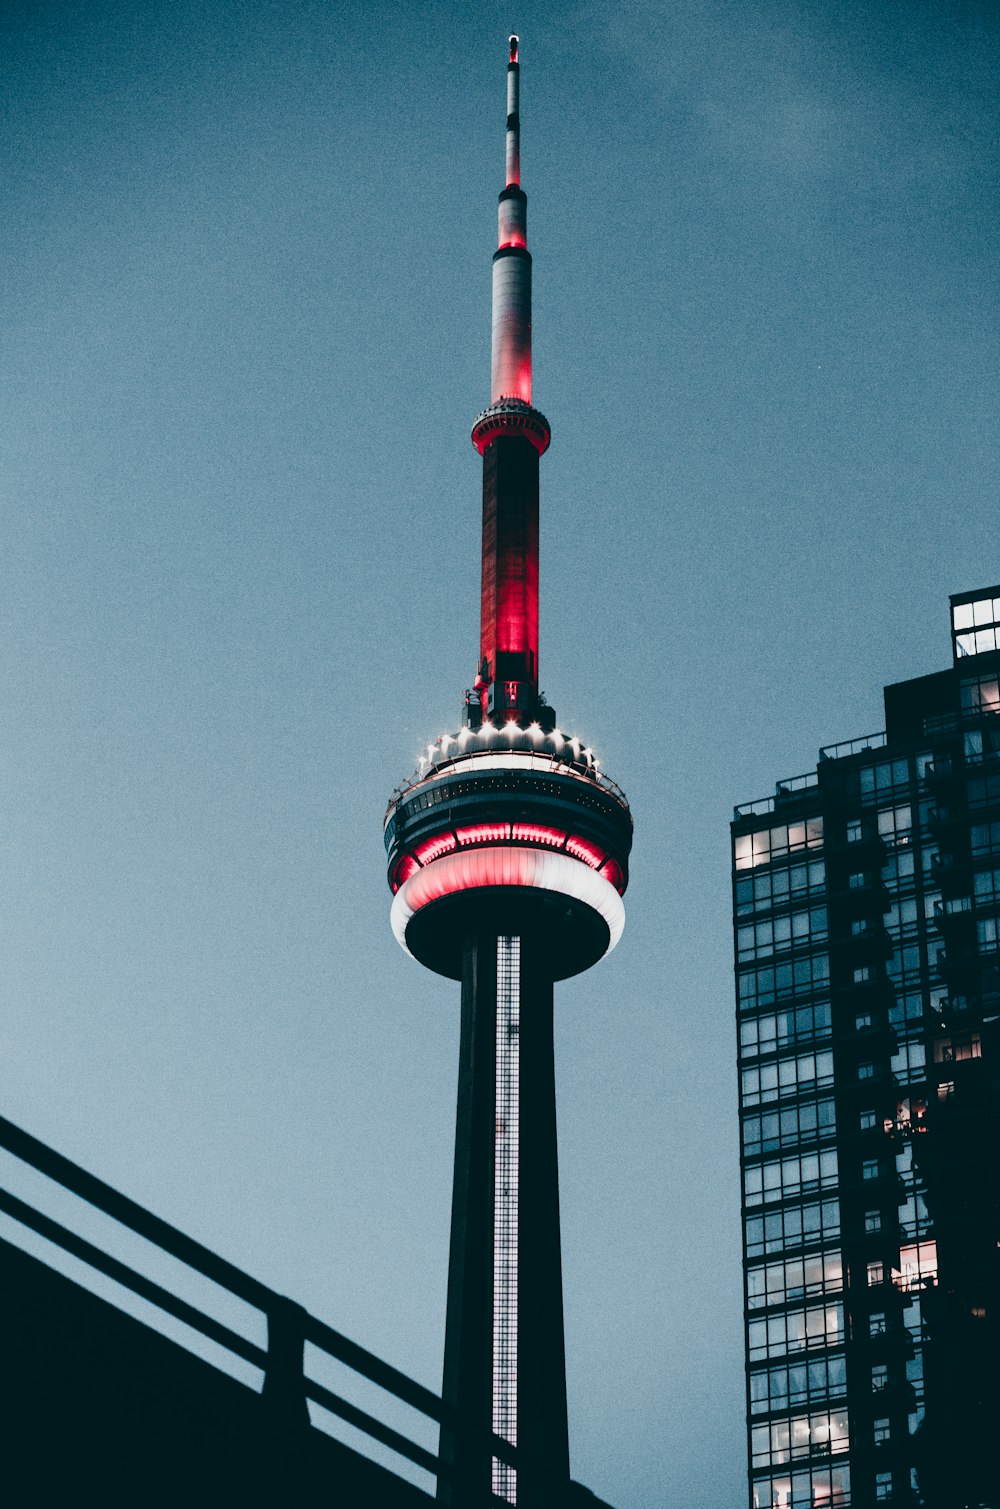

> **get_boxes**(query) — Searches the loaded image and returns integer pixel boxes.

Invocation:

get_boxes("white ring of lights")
[390,845,626,961]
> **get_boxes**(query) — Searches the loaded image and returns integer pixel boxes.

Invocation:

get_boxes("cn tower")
[383,38,632,1508]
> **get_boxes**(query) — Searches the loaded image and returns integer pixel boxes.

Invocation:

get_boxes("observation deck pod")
[384,726,632,981]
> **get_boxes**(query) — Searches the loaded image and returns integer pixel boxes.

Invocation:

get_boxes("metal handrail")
[818,731,887,761]
[0,1113,532,1502]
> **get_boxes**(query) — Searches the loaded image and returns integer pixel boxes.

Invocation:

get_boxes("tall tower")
[383,38,633,1509]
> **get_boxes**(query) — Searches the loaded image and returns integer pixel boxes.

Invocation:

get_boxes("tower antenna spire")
[469,35,551,726]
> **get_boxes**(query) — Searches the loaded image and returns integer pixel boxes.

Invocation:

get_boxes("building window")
[872,1363,888,1391]
[898,1191,931,1240]
[862,1159,879,1181]
[861,759,910,796]
[847,819,863,843]
[744,1198,841,1259]
[867,1260,884,1286]
[749,1354,848,1416]
[747,1302,845,1361]
[750,1408,849,1468]
[858,1062,875,1080]
[737,907,829,961]
[738,955,832,1008]
[886,943,921,988]
[735,859,827,915]
[742,1097,837,1156]
[734,818,824,871]
[933,1031,982,1063]
[976,917,999,952]
[744,1149,839,1207]
[889,992,925,1030]
[953,593,1000,635]
[960,670,1000,709]
[865,1210,882,1234]
[751,1466,851,1509]
[890,1040,926,1082]
[882,850,915,885]
[859,1108,877,1131]
[971,819,1000,856]
[854,965,871,983]
[895,1241,938,1292]
[886,896,919,931]
[739,1004,833,1059]
[874,1417,890,1444]
[747,1251,843,1310]
[877,805,913,845]
[740,1049,836,1107]
[855,1011,873,1029]
[875,1469,893,1500]
[869,1312,887,1337]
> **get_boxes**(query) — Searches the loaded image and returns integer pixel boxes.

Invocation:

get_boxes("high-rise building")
[383,39,633,1509]
[732,588,1000,1509]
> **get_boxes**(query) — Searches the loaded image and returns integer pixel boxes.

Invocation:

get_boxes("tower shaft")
[438,930,569,1507]
[480,439,540,716]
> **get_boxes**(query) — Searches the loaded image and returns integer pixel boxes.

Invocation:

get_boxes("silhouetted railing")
[0,1113,553,1508]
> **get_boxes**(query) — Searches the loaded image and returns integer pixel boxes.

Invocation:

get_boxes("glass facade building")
[732,588,999,1509]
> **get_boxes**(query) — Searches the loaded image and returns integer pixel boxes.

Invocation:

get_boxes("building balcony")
[932,899,975,946]
[930,851,972,897]
[920,754,963,789]
[926,805,965,838]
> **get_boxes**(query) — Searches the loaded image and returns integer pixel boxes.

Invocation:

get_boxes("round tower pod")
[384,731,632,980]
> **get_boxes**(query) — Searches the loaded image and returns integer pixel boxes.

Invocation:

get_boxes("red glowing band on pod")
[413,832,458,865]
[391,822,626,894]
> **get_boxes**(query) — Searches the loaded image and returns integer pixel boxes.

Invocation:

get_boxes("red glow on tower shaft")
[477,38,544,713]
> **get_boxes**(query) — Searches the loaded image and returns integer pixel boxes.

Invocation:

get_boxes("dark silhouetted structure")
[732,587,1000,1509]
[383,37,632,1509]
[0,1112,617,1506]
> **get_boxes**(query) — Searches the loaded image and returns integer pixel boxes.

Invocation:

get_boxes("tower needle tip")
[509,35,518,63]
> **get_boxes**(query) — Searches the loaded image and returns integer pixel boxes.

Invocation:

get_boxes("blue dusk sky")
[1,1,997,1504]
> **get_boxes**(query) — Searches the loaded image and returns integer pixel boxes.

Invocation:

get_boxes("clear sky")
[1,1,997,1503]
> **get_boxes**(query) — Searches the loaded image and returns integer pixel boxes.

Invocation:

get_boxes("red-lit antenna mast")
[470,33,552,729]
